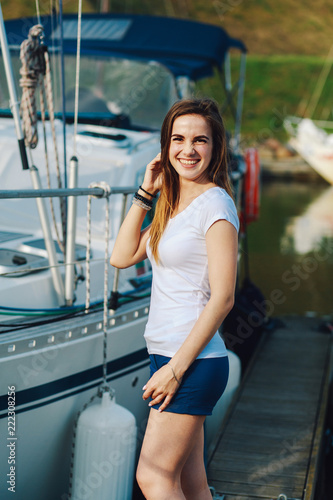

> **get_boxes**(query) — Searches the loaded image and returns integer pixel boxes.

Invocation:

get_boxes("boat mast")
[0,4,29,170]
[304,43,333,119]
[58,0,68,190]
[65,0,82,306]
[234,52,246,153]
[0,3,65,306]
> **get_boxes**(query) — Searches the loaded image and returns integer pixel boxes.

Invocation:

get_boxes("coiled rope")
[19,24,44,149]
[19,25,67,251]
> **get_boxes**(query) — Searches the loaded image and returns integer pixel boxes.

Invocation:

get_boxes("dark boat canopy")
[4,13,246,80]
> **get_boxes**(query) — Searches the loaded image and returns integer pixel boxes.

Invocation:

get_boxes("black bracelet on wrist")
[133,191,153,207]
[139,185,157,199]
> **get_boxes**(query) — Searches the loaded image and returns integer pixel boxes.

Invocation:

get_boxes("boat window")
[0,51,21,112]
[19,239,88,263]
[0,231,32,244]
[0,51,178,131]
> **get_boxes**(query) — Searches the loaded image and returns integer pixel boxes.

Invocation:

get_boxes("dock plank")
[207,316,331,500]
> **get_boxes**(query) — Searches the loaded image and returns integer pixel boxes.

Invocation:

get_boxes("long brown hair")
[149,98,232,262]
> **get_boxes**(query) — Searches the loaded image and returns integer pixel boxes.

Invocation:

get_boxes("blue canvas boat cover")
[4,13,246,80]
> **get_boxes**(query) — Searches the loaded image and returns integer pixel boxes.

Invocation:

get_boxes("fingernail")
[142,385,146,390]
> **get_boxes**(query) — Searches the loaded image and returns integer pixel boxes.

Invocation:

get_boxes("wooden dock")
[260,157,324,182]
[208,316,332,500]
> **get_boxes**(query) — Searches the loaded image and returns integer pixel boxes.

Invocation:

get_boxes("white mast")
[0,3,65,305]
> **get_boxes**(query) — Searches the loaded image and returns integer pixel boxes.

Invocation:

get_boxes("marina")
[260,156,324,182]
[0,3,332,500]
[208,315,332,500]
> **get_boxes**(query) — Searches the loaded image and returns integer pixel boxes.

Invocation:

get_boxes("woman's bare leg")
[136,409,206,499]
[181,426,212,500]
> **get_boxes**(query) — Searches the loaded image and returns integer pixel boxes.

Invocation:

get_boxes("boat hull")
[0,299,151,500]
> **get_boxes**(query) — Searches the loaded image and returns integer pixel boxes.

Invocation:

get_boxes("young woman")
[110,98,239,500]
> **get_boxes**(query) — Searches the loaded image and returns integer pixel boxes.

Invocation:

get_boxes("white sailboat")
[284,44,333,185]
[0,8,248,499]
[285,117,333,185]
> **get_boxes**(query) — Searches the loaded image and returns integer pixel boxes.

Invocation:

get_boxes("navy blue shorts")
[149,354,229,416]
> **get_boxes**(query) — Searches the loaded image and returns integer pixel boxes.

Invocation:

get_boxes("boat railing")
[0,186,137,310]
[0,186,136,199]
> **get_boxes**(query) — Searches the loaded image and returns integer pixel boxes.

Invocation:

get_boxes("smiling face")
[168,114,213,185]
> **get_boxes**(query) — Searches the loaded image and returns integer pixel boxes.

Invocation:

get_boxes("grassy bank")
[197,55,332,144]
[3,1,333,58]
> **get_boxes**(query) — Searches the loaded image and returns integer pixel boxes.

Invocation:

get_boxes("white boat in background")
[0,10,248,500]
[284,43,333,185]
[282,185,333,254]
[285,117,333,185]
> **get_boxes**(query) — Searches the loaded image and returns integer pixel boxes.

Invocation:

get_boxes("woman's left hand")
[142,364,182,412]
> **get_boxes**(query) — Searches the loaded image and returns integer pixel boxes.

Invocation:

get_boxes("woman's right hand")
[141,153,163,195]
[142,362,182,412]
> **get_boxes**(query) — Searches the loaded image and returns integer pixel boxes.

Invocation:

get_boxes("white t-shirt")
[144,186,239,359]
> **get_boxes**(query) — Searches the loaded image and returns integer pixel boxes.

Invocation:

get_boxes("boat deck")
[207,316,332,500]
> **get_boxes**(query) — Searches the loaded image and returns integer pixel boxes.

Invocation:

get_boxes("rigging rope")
[19,24,67,252]
[68,181,112,499]
[39,68,64,252]
[85,181,111,316]
[102,185,110,384]
[85,193,92,313]
[43,48,67,247]
[305,43,333,119]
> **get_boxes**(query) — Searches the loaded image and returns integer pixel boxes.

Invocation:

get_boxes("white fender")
[72,391,137,500]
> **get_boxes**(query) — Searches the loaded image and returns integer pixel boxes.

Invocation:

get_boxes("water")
[245,180,333,317]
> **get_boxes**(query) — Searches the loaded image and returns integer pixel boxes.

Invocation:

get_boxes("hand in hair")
[141,153,163,196]
[110,152,162,270]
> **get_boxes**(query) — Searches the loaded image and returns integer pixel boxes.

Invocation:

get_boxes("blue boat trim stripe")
[0,348,149,417]
[0,360,150,419]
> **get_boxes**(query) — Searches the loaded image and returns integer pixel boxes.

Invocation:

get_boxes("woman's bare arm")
[110,153,162,269]
[110,207,151,269]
